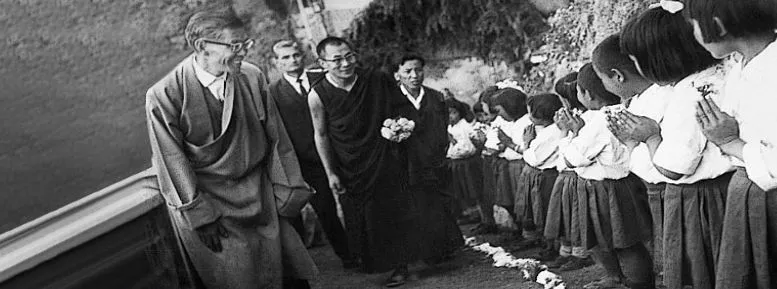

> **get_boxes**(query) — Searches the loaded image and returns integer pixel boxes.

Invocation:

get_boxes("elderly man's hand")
[328,174,347,195]
[196,218,229,252]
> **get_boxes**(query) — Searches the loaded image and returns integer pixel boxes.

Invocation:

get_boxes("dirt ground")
[308,225,618,289]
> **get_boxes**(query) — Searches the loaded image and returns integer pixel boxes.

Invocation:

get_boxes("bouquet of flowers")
[381,117,415,143]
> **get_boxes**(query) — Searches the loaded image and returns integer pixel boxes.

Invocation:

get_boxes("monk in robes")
[146,7,316,289]
[308,37,419,287]
[394,55,463,264]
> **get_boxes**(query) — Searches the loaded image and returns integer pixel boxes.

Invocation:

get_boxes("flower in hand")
[695,96,740,146]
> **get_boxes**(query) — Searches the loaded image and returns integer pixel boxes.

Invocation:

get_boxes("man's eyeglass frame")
[320,53,358,66]
[201,39,255,52]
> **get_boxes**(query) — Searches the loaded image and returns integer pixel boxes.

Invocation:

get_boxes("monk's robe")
[313,67,418,273]
[402,86,464,261]
[146,55,317,289]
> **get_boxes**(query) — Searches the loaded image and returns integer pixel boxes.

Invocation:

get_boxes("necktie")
[297,77,308,96]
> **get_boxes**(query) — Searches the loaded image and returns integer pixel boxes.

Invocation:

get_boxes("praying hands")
[695,96,740,146]
[606,110,659,144]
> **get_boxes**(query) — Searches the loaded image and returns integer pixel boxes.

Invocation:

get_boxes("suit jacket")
[269,72,325,166]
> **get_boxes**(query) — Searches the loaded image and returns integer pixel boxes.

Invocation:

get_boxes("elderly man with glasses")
[309,37,422,287]
[145,6,316,289]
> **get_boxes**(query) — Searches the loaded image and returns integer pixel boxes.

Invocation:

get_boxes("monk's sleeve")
[258,76,313,211]
[146,89,221,229]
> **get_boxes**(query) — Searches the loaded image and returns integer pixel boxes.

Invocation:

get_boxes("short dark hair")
[621,7,719,84]
[316,36,352,58]
[185,6,246,50]
[554,71,585,110]
[527,93,563,123]
[446,98,474,122]
[473,102,485,113]
[592,34,640,78]
[493,88,528,119]
[578,63,621,106]
[395,55,425,72]
[684,0,777,43]
[478,86,500,106]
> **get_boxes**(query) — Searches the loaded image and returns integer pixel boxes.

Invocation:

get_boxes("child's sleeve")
[561,113,609,168]
[523,125,562,167]
[652,86,705,176]
[742,141,777,191]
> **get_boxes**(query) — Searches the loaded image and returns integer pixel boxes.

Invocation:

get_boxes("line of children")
[613,7,735,289]
[453,4,776,289]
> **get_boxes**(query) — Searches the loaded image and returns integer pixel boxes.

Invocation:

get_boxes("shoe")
[546,255,572,269]
[559,256,595,271]
[533,248,558,261]
[385,267,409,287]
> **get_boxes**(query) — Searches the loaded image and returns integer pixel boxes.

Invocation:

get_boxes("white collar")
[740,38,777,80]
[192,55,227,88]
[282,71,308,85]
[400,85,425,109]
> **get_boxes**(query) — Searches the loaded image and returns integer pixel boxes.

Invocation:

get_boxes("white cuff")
[742,141,777,191]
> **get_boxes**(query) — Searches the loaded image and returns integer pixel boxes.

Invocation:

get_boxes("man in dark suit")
[269,40,355,268]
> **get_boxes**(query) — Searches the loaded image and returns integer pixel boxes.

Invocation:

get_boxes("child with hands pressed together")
[446,98,482,222]
[543,72,596,271]
[500,93,564,255]
[682,1,777,288]
[470,86,501,234]
[558,63,654,289]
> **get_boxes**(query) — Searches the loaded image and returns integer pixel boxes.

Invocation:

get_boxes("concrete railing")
[0,169,163,284]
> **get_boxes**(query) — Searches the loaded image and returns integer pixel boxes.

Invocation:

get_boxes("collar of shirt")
[192,56,227,101]
[283,72,310,95]
[400,85,425,110]
[739,39,777,81]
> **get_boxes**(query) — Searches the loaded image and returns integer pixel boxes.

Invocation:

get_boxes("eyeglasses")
[201,39,255,52]
[320,53,358,66]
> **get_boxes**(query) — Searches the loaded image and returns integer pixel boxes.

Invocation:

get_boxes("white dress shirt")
[400,85,425,110]
[447,119,478,159]
[523,123,563,169]
[652,63,734,184]
[282,72,310,95]
[193,56,228,102]
[561,109,631,180]
[720,40,777,191]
